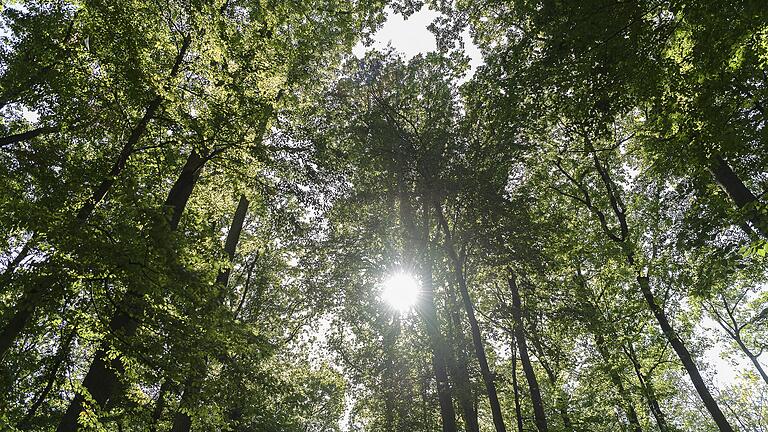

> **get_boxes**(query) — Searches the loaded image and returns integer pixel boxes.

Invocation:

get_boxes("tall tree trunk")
[508,274,548,432]
[397,184,457,432]
[16,327,76,429]
[594,334,642,432]
[56,148,206,432]
[635,274,733,432]
[170,195,250,432]
[511,337,525,432]
[526,321,573,432]
[624,342,671,432]
[420,199,458,432]
[149,380,171,432]
[0,35,191,360]
[170,377,196,432]
[446,288,480,432]
[569,148,735,432]
[707,154,766,237]
[435,204,506,432]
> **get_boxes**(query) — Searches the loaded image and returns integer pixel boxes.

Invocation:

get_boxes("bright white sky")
[352,6,483,77]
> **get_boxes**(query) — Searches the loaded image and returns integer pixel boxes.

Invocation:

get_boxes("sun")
[381,272,419,312]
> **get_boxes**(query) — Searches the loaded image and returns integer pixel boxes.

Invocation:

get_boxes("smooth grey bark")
[397,183,457,432]
[511,337,525,432]
[707,154,766,237]
[707,294,768,386]
[0,35,191,360]
[56,147,206,432]
[435,203,506,432]
[170,195,250,432]
[508,274,548,432]
[634,274,733,432]
[624,342,672,432]
[446,286,481,432]
[556,143,735,432]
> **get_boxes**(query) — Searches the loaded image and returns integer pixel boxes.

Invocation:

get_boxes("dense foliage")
[1,0,766,431]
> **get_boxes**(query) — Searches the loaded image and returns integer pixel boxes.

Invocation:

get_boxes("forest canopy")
[0,1,767,431]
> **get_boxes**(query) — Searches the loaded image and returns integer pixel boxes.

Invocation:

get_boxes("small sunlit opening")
[381,272,419,312]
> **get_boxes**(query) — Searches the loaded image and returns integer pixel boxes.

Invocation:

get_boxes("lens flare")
[381,272,419,312]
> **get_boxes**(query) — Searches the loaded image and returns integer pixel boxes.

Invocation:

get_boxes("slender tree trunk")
[170,195,250,432]
[0,36,191,360]
[594,334,642,432]
[526,322,573,432]
[624,342,671,432]
[446,289,480,432]
[57,148,206,432]
[511,338,525,432]
[75,35,190,223]
[457,280,507,432]
[149,380,171,432]
[635,275,733,432]
[435,204,507,432]
[420,199,458,432]
[398,184,457,432]
[576,148,734,432]
[16,327,76,429]
[707,154,766,237]
[508,274,548,432]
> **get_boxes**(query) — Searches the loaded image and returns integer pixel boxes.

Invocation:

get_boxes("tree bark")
[508,274,548,432]
[397,184,457,432]
[511,338,525,432]
[446,288,480,432]
[624,342,671,432]
[0,125,60,148]
[0,35,191,360]
[594,333,642,432]
[526,322,573,432]
[435,204,506,432]
[733,337,768,385]
[75,34,190,223]
[707,154,766,237]
[170,195,249,432]
[216,195,249,286]
[170,379,196,432]
[565,147,735,432]
[57,148,206,432]
[149,380,171,432]
[635,275,733,432]
[419,199,458,432]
